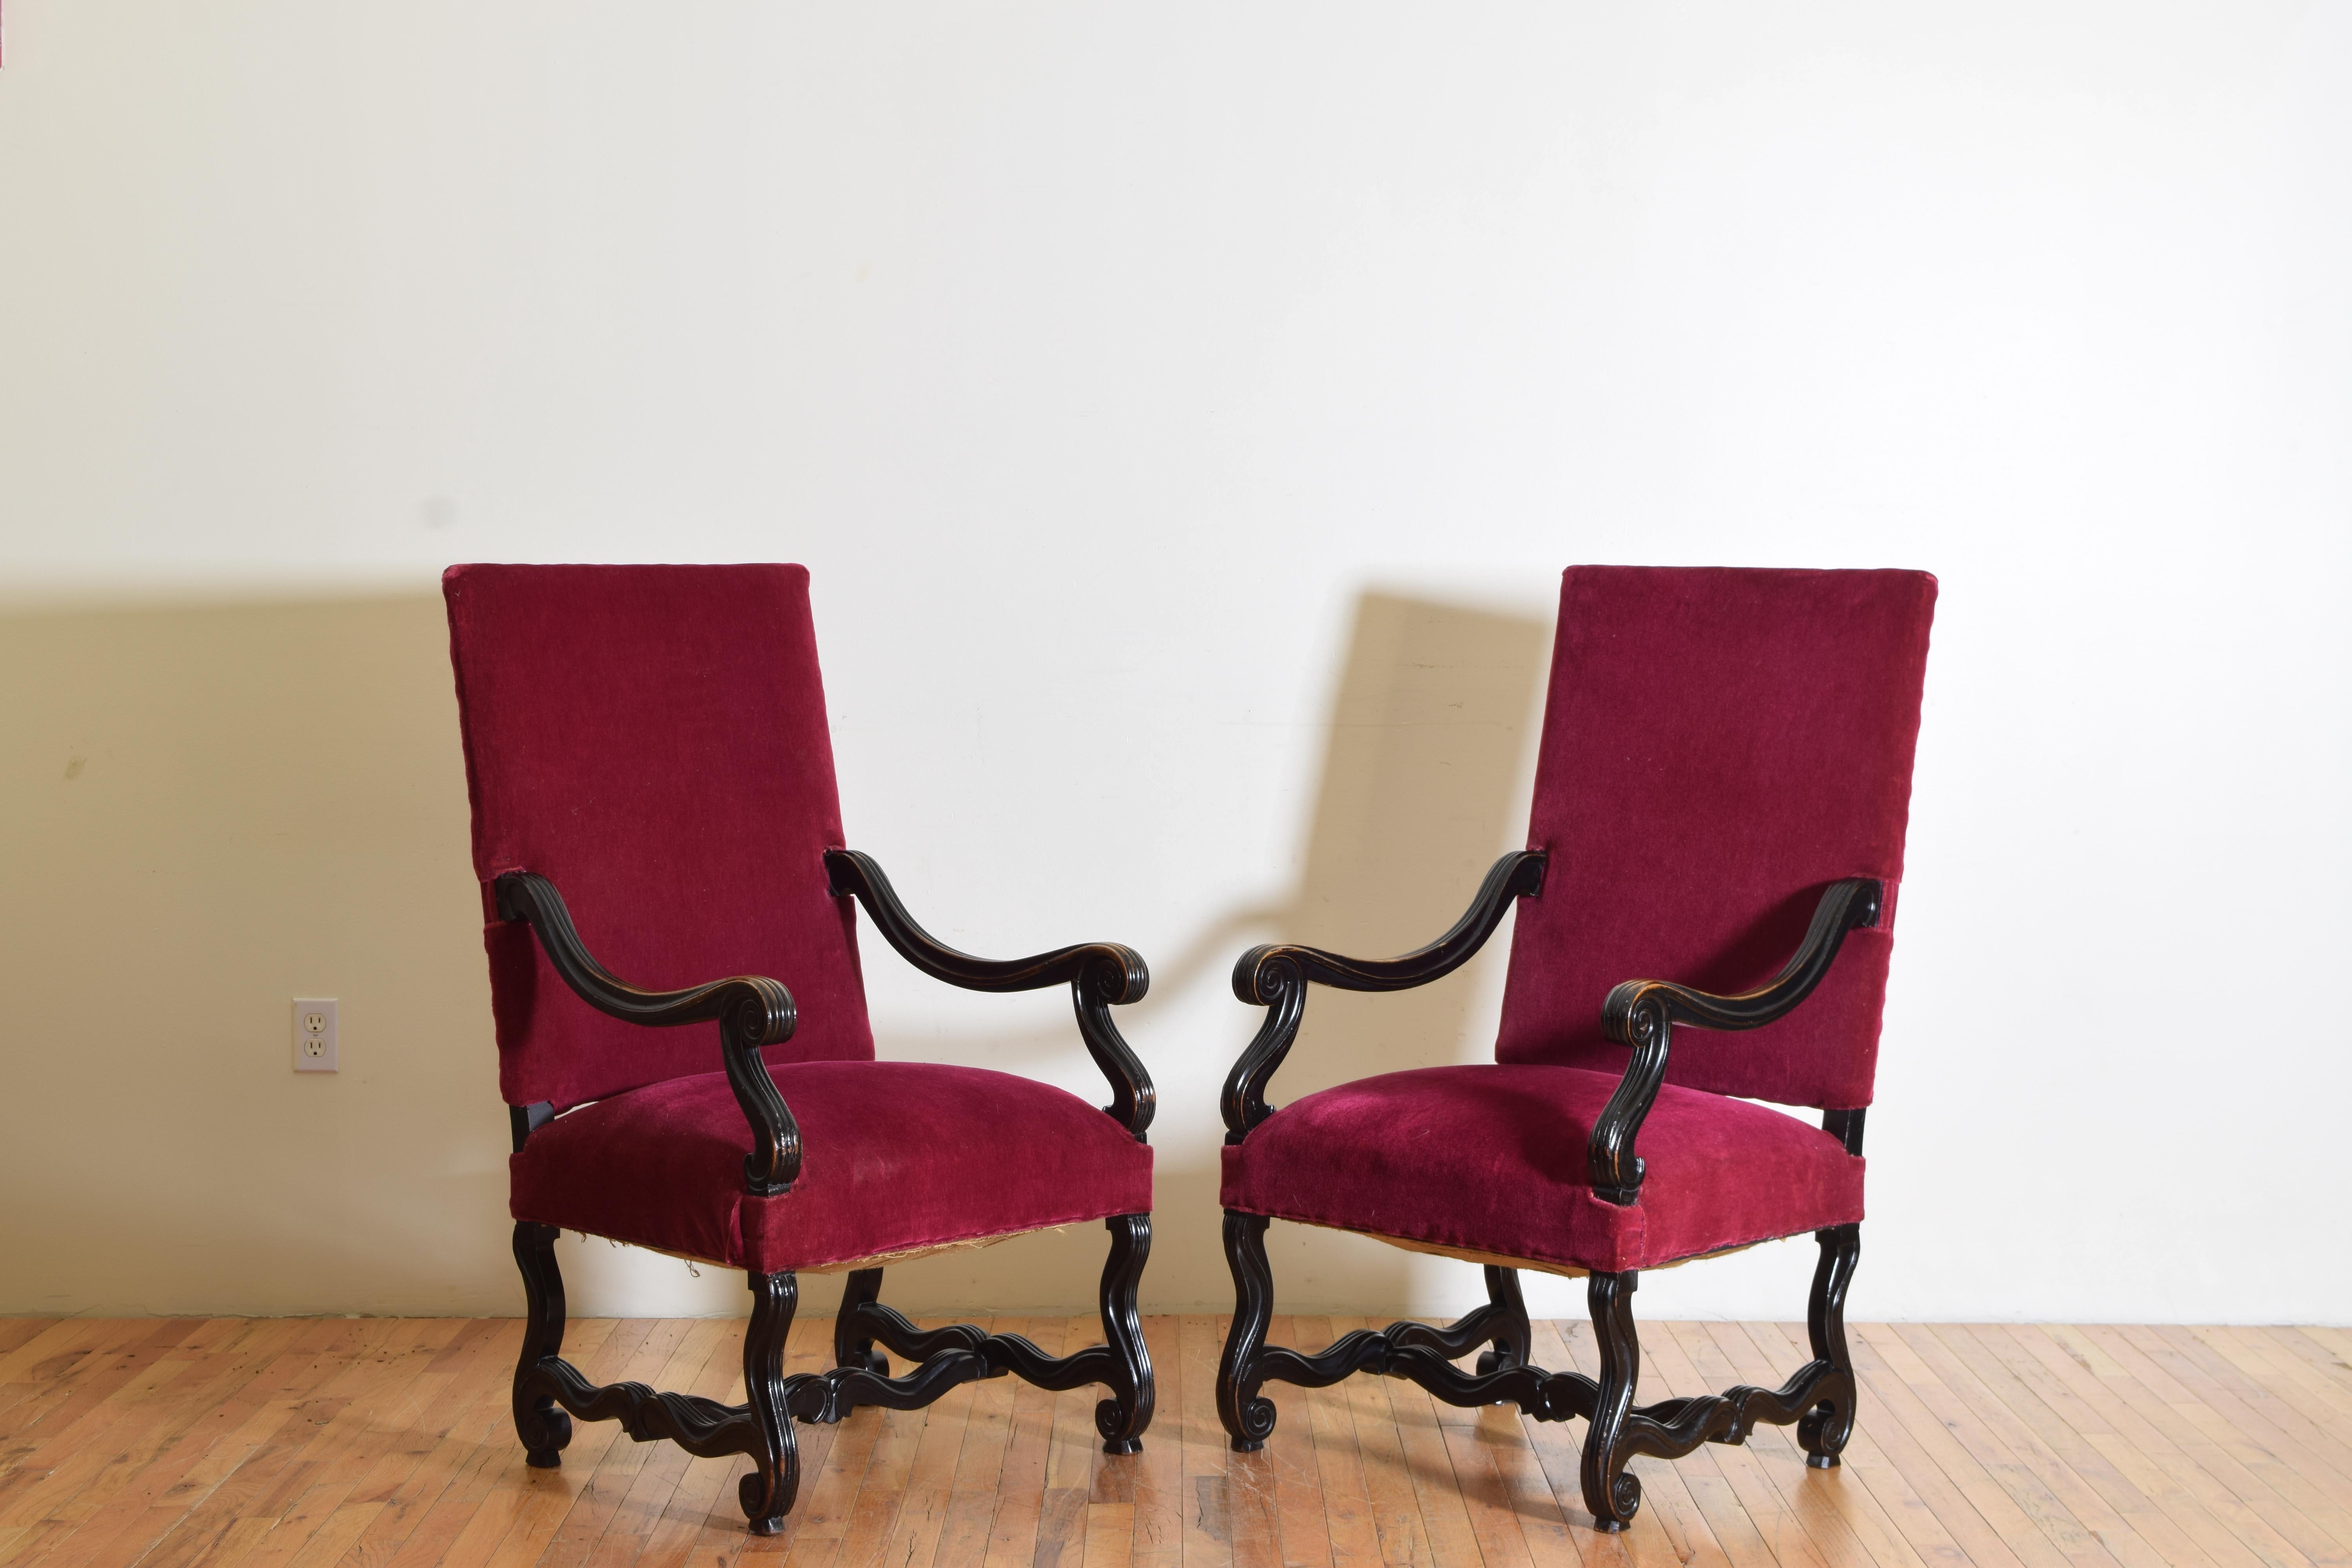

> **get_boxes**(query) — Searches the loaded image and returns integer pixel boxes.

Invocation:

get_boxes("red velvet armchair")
[1215,566,1935,1532]
[444,564,1155,1536]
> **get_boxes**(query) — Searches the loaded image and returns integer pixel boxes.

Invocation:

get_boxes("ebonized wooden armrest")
[493,870,802,1196]
[1587,877,1882,1205]
[823,850,1147,998]
[1220,850,1548,1143]
[822,848,1155,1141]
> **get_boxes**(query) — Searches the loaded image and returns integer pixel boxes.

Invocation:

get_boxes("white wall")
[2,2,2345,1325]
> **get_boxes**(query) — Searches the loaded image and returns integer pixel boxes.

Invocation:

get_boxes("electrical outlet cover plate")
[294,997,338,1073]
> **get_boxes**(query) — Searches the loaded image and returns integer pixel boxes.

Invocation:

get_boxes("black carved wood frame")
[1216,851,1880,1532]
[497,855,1155,1536]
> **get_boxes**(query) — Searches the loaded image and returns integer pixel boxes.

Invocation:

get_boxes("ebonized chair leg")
[834,1268,889,1376]
[511,1221,573,1468]
[1215,1210,1278,1452]
[1096,1213,1155,1455]
[1473,1265,1532,1377]
[738,1270,802,1536]
[1581,1269,1643,1532]
[1798,1223,1861,1469]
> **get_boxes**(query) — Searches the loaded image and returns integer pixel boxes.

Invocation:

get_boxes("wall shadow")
[1289,591,1553,1082]
[1153,590,1551,1319]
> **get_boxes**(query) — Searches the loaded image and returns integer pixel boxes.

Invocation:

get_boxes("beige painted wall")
[0,588,1548,1318]
[0,595,512,1314]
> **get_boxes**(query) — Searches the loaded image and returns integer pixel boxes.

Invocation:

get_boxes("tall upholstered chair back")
[444,564,874,1112]
[1494,566,1936,1109]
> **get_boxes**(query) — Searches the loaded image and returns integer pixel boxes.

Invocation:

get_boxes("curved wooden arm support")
[822,848,1155,1142]
[822,850,1148,998]
[493,870,803,1195]
[1221,850,1548,1144]
[1587,877,1882,1204]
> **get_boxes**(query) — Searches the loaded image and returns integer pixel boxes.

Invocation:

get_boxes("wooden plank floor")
[1,1315,2346,1567]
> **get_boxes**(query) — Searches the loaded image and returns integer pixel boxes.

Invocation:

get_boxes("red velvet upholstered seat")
[513,1061,1154,1274]
[1220,1064,1862,1275]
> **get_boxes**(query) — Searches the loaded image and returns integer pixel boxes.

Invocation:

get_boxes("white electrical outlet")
[294,997,338,1072]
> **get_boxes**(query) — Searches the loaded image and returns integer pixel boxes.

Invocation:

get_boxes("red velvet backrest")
[1494,567,1935,1109]
[444,564,873,1110]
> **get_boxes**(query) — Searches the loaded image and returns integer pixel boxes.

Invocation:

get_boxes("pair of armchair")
[443,563,1935,1536]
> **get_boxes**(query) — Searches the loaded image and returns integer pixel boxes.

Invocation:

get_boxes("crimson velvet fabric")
[1495,566,1936,1110]
[510,1062,1154,1272]
[444,564,874,1111]
[1219,1065,1862,1273]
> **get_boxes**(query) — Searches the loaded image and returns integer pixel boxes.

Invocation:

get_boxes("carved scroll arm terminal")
[493,870,802,1195]
[1588,877,1883,1204]
[1220,849,1549,1143]
[822,848,1154,1141]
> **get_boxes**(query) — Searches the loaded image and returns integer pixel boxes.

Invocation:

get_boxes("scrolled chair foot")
[516,1401,570,1466]
[1096,1389,1150,1456]
[740,1470,786,1535]
[1591,1470,1642,1532]
[1798,1382,1854,1470]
